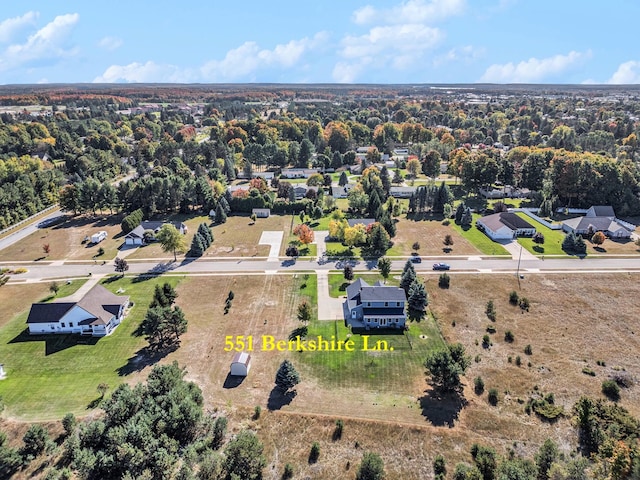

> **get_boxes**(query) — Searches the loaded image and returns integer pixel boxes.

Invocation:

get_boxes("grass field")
[387,216,480,257]
[298,314,445,392]
[0,275,183,421]
[450,215,511,256]
[127,214,293,259]
[0,214,125,262]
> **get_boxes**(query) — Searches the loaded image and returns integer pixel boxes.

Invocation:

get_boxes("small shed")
[91,231,107,244]
[230,352,251,376]
[252,208,271,218]
[0,364,5,379]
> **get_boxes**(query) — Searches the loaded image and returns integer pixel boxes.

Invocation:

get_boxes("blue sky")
[1,0,639,85]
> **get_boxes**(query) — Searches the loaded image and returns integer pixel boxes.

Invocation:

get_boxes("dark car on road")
[410,256,422,263]
[432,263,450,270]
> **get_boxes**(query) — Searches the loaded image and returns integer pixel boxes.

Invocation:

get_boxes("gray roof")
[74,285,129,326]
[563,216,629,233]
[479,212,534,232]
[26,302,75,324]
[360,286,406,302]
[588,206,615,217]
[346,278,368,300]
[26,285,129,326]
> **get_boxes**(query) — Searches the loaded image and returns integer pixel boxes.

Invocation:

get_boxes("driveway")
[314,230,329,259]
[316,270,346,321]
[259,231,284,261]
[499,240,538,260]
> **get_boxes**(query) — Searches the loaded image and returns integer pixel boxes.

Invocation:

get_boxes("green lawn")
[297,313,445,391]
[0,275,183,421]
[451,215,511,256]
[328,273,399,298]
[514,212,567,256]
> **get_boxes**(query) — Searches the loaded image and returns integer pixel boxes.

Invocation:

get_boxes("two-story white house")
[26,285,129,337]
[344,278,407,330]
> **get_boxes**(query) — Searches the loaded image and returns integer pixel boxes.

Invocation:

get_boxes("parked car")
[411,256,422,263]
[432,263,450,270]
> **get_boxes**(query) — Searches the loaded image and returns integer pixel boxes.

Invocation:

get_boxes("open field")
[0,275,182,421]
[0,214,125,262]
[127,213,294,259]
[387,216,481,256]
[3,272,640,477]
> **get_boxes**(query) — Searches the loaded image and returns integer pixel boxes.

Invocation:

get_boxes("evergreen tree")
[455,203,465,224]
[424,343,470,393]
[408,279,428,319]
[275,360,301,393]
[366,223,392,256]
[535,439,558,480]
[461,207,473,227]
[562,232,577,253]
[356,452,385,480]
[574,234,587,254]
[379,211,396,237]
[338,171,349,186]
[197,223,213,247]
[380,166,391,196]
[215,203,227,224]
[223,430,266,480]
[190,233,205,257]
[400,260,417,294]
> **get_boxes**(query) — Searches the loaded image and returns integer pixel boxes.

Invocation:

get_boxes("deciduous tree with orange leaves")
[293,224,314,245]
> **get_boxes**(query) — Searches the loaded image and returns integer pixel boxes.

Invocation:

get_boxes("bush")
[438,273,450,289]
[486,325,496,334]
[309,442,320,463]
[488,388,499,406]
[485,300,496,321]
[434,454,446,476]
[519,297,530,311]
[97,247,105,256]
[504,330,514,342]
[524,344,533,355]
[582,367,596,376]
[62,413,77,436]
[333,419,344,440]
[282,463,294,480]
[482,334,491,348]
[602,380,621,401]
[509,291,519,305]
[253,406,261,420]
[474,377,485,395]
[515,356,522,366]
[527,396,564,421]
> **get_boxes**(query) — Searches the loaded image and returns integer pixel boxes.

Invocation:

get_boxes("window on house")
[384,302,388,306]
[70,322,74,327]
[397,302,400,306]
[61,323,66,328]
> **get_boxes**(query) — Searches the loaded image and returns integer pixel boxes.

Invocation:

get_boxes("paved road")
[0,209,64,252]
[4,255,640,283]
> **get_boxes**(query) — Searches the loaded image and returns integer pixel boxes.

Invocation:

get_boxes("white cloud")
[607,61,640,84]
[200,32,327,81]
[353,0,466,25]
[94,61,194,83]
[0,13,79,72]
[0,11,38,43]
[480,51,590,83]
[98,36,123,51]
[95,32,328,83]
[433,45,485,66]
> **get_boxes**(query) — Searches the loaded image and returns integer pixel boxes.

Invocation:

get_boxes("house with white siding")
[26,285,129,337]
[476,212,536,241]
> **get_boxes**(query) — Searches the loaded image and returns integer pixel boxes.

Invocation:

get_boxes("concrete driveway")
[259,231,284,261]
[316,270,346,321]
[499,240,538,260]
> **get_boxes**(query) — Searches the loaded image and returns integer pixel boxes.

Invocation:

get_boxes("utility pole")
[516,243,523,289]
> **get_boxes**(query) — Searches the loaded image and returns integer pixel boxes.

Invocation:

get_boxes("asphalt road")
[0,209,64,252]
[5,255,640,282]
